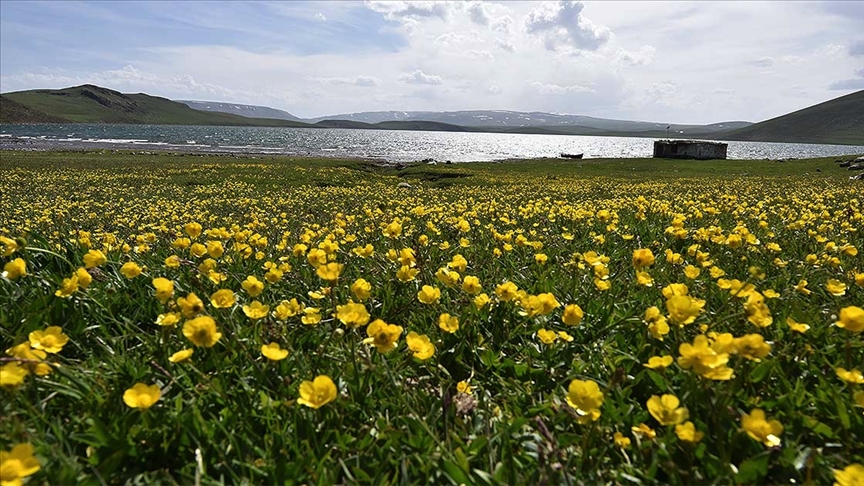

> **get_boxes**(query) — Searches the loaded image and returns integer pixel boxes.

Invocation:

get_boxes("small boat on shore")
[560,152,583,159]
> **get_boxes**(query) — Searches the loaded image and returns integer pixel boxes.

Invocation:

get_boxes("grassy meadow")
[1,150,862,485]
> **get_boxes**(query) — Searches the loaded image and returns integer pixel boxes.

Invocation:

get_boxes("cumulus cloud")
[828,67,864,90]
[615,46,656,66]
[366,1,452,22]
[487,84,501,94]
[315,12,327,21]
[399,69,444,85]
[434,32,468,47]
[491,15,513,34]
[495,38,515,52]
[465,1,489,26]
[524,1,610,52]
[529,81,593,94]
[746,57,774,67]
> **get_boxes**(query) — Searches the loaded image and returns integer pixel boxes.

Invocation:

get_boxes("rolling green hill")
[723,90,864,145]
[0,85,310,127]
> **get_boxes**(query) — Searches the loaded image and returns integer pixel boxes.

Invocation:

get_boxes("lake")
[1,123,862,162]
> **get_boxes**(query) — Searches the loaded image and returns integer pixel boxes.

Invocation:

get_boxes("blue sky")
[1,1,863,123]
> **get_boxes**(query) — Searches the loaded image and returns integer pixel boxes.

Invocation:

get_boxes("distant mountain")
[0,85,309,127]
[724,90,864,145]
[178,100,304,122]
[303,110,753,135]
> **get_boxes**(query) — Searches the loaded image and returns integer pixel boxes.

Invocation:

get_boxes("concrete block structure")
[653,140,728,160]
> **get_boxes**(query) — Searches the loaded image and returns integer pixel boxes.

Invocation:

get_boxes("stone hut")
[653,140,728,160]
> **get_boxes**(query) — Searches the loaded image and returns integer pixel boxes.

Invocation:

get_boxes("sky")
[1,0,863,124]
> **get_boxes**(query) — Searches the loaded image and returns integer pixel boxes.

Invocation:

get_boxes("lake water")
[1,123,862,162]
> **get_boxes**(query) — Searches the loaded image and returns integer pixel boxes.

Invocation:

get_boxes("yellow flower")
[297,375,337,409]
[435,267,461,287]
[243,301,270,320]
[644,355,673,370]
[168,349,194,363]
[565,379,604,424]
[632,248,655,268]
[2,258,26,280]
[182,316,222,347]
[835,367,864,384]
[631,423,656,440]
[152,277,174,303]
[307,248,327,267]
[662,283,689,298]
[336,301,371,328]
[647,394,689,426]
[785,317,810,333]
[461,275,482,294]
[351,278,372,301]
[261,343,289,361]
[457,380,472,394]
[382,220,402,238]
[363,319,403,353]
[473,293,491,309]
[120,261,142,279]
[743,292,773,328]
[0,236,21,256]
[82,249,106,268]
[301,308,322,325]
[28,326,69,354]
[684,265,701,279]
[417,285,441,304]
[734,334,771,361]
[210,289,236,308]
[0,362,30,387]
[856,273,864,287]
[644,307,670,340]
[835,306,864,332]
[184,222,202,239]
[5,343,50,376]
[678,335,734,380]
[826,279,847,296]
[316,262,343,284]
[123,383,161,409]
[534,253,548,265]
[274,298,303,320]
[177,292,204,318]
[206,240,224,259]
[636,271,654,286]
[794,279,811,295]
[164,255,182,268]
[0,443,41,485]
[155,312,181,327]
[762,289,780,299]
[75,268,92,289]
[406,331,435,360]
[834,464,864,486]
[537,329,557,344]
[396,265,419,282]
[558,331,574,342]
[438,313,459,333]
[241,276,265,297]
[562,304,584,326]
[449,254,468,272]
[495,281,519,301]
[675,421,704,443]
[613,431,631,449]
[352,244,374,258]
[741,408,784,447]
[666,295,704,326]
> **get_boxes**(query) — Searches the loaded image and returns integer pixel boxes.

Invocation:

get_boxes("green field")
[1,150,862,485]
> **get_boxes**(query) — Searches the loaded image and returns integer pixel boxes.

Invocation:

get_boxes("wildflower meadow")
[1,151,862,485]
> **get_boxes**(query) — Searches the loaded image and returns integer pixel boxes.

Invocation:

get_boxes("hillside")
[724,90,864,145]
[1,85,310,127]
[179,100,303,122]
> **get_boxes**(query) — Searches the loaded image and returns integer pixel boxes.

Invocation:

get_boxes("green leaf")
[749,360,773,383]
[735,454,769,484]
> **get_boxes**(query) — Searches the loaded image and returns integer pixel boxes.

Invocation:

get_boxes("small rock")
[840,161,852,167]
[848,163,864,171]
[397,182,412,189]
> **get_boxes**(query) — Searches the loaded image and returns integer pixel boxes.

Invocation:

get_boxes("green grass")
[0,150,862,485]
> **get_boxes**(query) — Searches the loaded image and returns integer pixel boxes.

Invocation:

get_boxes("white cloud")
[529,81,593,94]
[491,15,513,34]
[524,1,610,52]
[495,38,516,52]
[366,1,453,22]
[466,1,489,26]
[399,69,444,85]
[488,84,501,94]
[315,12,327,21]
[309,75,382,87]
[851,39,864,56]
[614,46,655,66]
